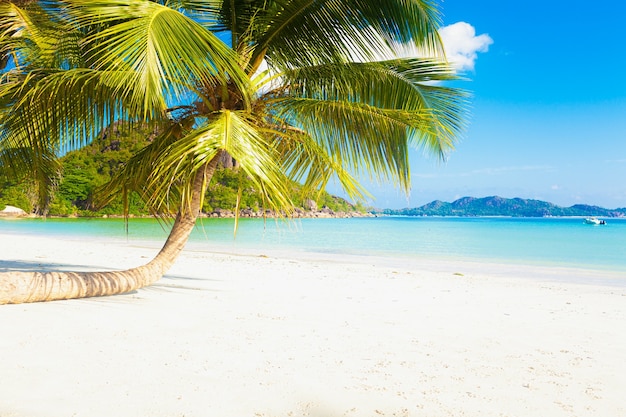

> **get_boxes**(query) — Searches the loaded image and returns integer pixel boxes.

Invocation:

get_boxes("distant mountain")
[379,196,626,217]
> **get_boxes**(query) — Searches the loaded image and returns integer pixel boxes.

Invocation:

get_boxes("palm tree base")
[0,263,164,304]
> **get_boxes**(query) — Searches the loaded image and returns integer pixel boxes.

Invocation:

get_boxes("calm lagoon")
[2,216,625,275]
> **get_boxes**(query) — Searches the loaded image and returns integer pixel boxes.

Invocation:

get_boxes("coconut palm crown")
[0,0,468,304]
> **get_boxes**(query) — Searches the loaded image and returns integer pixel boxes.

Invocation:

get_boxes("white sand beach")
[1,233,625,417]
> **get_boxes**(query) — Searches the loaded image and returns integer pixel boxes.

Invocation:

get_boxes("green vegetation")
[1,124,365,216]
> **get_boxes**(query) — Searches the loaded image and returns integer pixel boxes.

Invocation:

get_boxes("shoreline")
[1,234,626,416]
[3,216,626,279]
[2,229,626,287]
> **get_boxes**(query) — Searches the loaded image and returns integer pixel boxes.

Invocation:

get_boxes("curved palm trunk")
[0,156,220,305]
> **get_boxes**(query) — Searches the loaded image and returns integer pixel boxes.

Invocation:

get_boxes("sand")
[1,233,625,417]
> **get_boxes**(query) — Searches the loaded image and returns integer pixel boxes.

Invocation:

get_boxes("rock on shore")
[0,205,28,217]
[205,206,374,218]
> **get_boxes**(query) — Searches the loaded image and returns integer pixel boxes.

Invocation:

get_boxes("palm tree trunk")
[0,155,221,305]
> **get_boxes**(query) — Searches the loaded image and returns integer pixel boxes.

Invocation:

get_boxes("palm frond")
[190,110,295,213]
[248,0,444,71]
[1,2,83,70]
[62,0,250,115]
[264,58,469,191]
[269,126,372,201]
[281,58,468,123]
[99,110,294,216]
[4,69,149,153]
[275,99,412,187]
[0,2,47,66]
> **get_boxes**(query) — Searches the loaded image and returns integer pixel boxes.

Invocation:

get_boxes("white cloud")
[439,22,493,72]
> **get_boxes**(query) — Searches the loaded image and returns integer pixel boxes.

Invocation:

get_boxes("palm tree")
[0,0,468,304]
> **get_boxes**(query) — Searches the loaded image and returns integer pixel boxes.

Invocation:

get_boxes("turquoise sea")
[1,216,626,275]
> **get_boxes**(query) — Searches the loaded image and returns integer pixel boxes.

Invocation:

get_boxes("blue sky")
[361,0,626,209]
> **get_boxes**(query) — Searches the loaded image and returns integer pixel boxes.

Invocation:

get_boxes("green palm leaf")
[62,0,249,116]
[101,110,294,216]
[247,0,444,72]
[262,58,469,191]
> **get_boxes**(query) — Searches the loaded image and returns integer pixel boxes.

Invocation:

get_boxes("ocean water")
[1,216,626,273]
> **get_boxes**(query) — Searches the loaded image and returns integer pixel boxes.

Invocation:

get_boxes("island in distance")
[378,196,626,218]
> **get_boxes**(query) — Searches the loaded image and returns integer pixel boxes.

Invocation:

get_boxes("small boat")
[584,217,606,225]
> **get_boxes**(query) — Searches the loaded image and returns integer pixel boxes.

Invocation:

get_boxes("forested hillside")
[379,196,626,217]
[0,123,367,217]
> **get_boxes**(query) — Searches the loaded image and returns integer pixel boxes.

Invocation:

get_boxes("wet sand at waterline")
[1,233,625,417]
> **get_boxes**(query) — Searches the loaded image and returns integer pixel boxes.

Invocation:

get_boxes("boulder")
[303,199,318,211]
[0,205,28,217]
